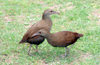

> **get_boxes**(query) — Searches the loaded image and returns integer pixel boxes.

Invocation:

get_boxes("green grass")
[0,0,100,65]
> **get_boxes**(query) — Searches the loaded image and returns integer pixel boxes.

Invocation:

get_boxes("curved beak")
[32,32,41,37]
[53,11,60,15]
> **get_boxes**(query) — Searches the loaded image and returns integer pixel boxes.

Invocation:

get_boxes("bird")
[19,9,59,55]
[32,30,83,57]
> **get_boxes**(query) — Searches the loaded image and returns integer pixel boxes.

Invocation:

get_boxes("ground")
[0,0,100,65]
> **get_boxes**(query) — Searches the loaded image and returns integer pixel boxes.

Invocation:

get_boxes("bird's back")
[47,31,83,47]
[20,20,52,44]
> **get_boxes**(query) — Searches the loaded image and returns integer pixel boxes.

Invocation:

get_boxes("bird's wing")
[19,23,39,43]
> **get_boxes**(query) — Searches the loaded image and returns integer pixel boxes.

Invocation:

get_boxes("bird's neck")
[45,33,55,44]
[42,14,51,21]
[42,14,52,32]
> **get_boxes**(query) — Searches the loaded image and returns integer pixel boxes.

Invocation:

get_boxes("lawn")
[0,0,100,65]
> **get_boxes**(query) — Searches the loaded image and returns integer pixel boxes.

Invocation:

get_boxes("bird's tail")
[77,33,83,37]
[19,40,26,44]
[74,33,83,38]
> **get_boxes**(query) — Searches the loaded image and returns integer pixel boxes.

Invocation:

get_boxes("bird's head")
[32,30,49,38]
[43,9,60,16]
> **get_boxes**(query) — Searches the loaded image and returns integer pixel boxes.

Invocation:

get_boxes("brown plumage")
[33,30,83,56]
[19,9,59,55]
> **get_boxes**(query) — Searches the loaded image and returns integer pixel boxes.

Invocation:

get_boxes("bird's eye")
[39,32,41,34]
[50,11,53,12]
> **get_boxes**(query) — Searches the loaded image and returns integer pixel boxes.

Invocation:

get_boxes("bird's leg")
[28,44,32,55]
[65,47,67,57]
[65,47,69,57]
[35,45,38,52]
[69,44,74,49]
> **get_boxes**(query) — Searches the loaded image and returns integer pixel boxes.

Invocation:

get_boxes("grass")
[0,0,100,65]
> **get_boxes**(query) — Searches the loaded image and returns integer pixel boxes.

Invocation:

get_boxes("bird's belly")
[49,41,72,47]
[48,41,67,47]
[51,44,67,47]
[27,36,45,45]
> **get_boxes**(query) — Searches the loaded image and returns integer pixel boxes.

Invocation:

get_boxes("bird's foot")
[28,53,33,56]
[35,49,38,53]
[60,54,68,58]
[65,54,68,57]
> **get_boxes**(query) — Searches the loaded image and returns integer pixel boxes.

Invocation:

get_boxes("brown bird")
[33,30,83,56]
[19,9,59,55]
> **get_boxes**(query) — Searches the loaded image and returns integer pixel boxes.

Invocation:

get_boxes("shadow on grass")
[28,47,84,64]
